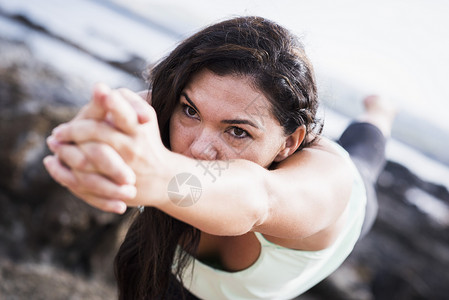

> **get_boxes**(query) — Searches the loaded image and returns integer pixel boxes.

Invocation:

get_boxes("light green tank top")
[173,142,366,300]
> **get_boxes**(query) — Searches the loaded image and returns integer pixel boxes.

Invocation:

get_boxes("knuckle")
[111,170,126,184]
[78,143,99,169]
[119,142,135,163]
[147,105,156,117]
[89,143,106,158]
[81,175,99,191]
[68,146,88,170]
[107,159,128,183]
[76,172,118,200]
[74,155,90,170]
[74,120,102,142]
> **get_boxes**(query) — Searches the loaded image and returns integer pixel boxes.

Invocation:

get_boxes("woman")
[44,16,394,299]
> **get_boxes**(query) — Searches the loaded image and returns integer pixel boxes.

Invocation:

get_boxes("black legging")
[338,122,386,238]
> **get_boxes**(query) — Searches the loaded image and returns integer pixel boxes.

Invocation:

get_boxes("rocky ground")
[1,7,449,300]
[301,160,449,300]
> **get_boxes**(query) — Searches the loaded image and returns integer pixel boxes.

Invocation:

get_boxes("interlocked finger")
[121,88,153,124]
[79,142,136,185]
[103,89,140,135]
[53,143,96,173]
[52,119,133,160]
[43,155,77,188]
[70,188,128,214]
[72,169,137,201]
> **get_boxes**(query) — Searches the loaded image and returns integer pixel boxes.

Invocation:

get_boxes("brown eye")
[230,127,249,138]
[187,107,196,116]
[183,104,198,118]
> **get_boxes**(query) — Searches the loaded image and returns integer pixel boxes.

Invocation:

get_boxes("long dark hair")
[114,16,321,299]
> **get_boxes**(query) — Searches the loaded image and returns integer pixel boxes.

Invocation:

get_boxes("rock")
[0,38,85,198]
[0,257,116,300]
[0,35,133,296]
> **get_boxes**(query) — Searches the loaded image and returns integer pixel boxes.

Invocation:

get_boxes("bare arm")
[148,138,352,238]
[45,86,353,239]
[254,140,353,238]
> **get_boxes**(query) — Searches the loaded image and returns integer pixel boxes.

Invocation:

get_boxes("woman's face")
[169,69,288,168]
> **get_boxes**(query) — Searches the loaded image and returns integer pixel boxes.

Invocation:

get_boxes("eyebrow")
[181,92,200,112]
[221,119,260,130]
[180,92,261,130]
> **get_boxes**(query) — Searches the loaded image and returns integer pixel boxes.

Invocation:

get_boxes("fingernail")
[52,124,66,136]
[46,135,59,151]
[124,169,136,185]
[116,202,127,214]
[43,156,52,166]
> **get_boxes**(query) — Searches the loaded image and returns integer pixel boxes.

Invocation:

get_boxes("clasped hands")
[44,83,169,214]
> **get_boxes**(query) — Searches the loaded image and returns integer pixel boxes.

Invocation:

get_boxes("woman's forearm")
[153,151,270,236]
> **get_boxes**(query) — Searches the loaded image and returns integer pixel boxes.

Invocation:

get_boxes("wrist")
[132,146,176,208]
[151,150,202,210]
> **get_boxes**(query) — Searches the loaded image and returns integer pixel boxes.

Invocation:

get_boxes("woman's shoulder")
[308,136,346,156]
[277,136,351,172]
[265,137,355,250]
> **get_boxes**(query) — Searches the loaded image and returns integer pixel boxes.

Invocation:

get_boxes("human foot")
[358,95,397,137]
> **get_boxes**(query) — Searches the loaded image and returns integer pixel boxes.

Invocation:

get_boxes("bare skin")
[197,95,397,271]
[196,137,351,271]
[43,80,394,273]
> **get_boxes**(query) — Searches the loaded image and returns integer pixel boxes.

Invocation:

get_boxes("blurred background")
[0,0,448,299]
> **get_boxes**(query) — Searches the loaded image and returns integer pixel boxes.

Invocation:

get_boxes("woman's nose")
[189,129,219,160]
